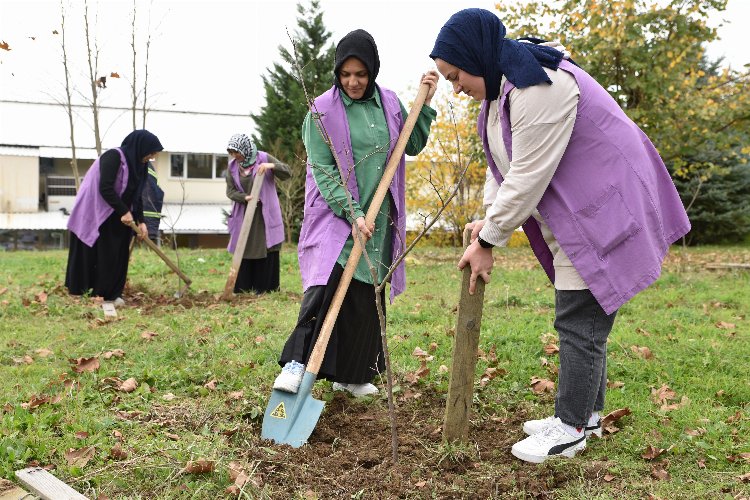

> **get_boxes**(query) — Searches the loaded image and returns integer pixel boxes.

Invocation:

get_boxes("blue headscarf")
[430,8,564,101]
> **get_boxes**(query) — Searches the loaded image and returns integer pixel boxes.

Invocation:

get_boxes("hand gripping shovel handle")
[221,170,266,299]
[128,221,192,287]
[305,82,430,375]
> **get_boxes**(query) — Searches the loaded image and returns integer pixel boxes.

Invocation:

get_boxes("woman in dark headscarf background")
[225,133,290,294]
[272,29,439,397]
[65,129,164,306]
[430,9,689,463]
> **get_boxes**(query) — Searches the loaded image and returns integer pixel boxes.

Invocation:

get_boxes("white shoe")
[523,415,603,438]
[332,382,378,397]
[113,297,125,307]
[272,361,305,393]
[511,418,586,464]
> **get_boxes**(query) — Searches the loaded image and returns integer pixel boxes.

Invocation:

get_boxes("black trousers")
[278,263,386,384]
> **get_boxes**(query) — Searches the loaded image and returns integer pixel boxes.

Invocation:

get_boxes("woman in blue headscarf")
[431,9,689,463]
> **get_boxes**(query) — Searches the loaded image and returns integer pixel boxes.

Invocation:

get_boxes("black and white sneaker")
[523,415,603,437]
[512,418,586,463]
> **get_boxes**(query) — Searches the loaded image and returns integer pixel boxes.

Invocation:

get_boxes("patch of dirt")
[236,388,609,498]
[0,478,18,494]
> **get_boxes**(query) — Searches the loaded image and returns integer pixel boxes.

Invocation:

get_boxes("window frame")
[169,152,229,180]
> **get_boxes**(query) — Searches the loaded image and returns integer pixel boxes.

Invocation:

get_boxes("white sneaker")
[523,415,603,438]
[272,361,305,393]
[332,382,378,397]
[113,297,125,307]
[511,418,586,463]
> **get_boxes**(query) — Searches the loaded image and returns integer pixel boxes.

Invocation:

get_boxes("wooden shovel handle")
[129,221,192,286]
[221,171,266,299]
[306,82,430,375]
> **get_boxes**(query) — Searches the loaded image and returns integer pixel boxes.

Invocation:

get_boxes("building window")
[170,153,228,180]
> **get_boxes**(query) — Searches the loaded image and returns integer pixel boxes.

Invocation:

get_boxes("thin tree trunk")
[60,0,79,190]
[84,0,102,155]
[130,0,137,130]
[141,1,153,129]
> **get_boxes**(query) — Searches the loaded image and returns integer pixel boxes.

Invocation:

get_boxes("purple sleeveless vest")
[67,148,129,247]
[297,84,407,302]
[479,60,690,314]
[226,151,285,253]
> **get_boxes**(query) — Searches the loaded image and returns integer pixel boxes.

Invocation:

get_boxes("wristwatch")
[477,236,494,249]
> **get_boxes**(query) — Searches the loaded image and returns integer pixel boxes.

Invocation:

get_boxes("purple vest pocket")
[575,185,641,258]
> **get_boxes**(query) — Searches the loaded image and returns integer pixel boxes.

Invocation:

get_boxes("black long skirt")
[278,263,386,384]
[234,251,280,294]
[65,213,132,301]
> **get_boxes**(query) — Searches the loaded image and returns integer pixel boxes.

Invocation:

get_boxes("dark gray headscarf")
[334,29,380,101]
[226,133,257,167]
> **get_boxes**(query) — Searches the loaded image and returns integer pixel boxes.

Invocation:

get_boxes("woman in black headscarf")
[271,29,439,397]
[65,129,164,305]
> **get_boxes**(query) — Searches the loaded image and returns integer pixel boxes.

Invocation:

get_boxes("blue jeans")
[554,289,618,428]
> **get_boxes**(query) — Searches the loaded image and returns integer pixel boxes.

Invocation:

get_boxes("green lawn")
[0,244,748,498]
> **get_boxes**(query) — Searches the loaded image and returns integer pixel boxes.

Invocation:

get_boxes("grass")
[0,243,748,498]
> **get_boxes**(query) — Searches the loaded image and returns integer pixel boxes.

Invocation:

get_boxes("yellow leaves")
[64,446,96,468]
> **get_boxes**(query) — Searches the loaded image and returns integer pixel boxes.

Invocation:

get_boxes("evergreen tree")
[251,0,335,241]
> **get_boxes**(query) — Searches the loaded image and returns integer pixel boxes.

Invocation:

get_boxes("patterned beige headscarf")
[226,133,257,167]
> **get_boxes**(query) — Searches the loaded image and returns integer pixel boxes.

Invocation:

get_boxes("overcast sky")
[1,0,748,129]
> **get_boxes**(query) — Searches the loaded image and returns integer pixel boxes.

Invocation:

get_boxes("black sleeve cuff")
[477,236,494,249]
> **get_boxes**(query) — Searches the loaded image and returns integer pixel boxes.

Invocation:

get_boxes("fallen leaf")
[183,459,214,474]
[642,445,667,461]
[74,431,89,439]
[70,356,100,373]
[35,348,53,357]
[112,430,123,442]
[607,380,625,389]
[479,367,507,387]
[227,391,244,400]
[651,384,676,405]
[64,446,95,467]
[429,342,438,352]
[110,72,120,78]
[23,395,50,409]
[162,392,176,401]
[119,378,138,393]
[631,345,653,359]
[411,346,433,361]
[438,365,448,374]
[166,433,179,441]
[726,410,744,423]
[530,376,555,394]
[0,287,7,295]
[110,443,127,460]
[738,472,750,483]
[661,395,689,412]
[543,343,559,355]
[254,336,265,344]
[102,349,125,359]
[414,481,427,488]
[36,291,48,303]
[601,407,631,433]
[603,473,615,482]
[0,41,10,51]
[697,458,706,469]
[684,428,706,437]
[140,331,158,341]
[715,321,736,330]
[651,467,670,480]
[204,379,218,391]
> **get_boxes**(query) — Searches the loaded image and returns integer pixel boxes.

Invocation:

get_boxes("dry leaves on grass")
[140,331,158,341]
[601,407,631,434]
[182,459,214,474]
[70,356,100,373]
[631,345,654,359]
[651,383,689,411]
[225,461,262,496]
[35,348,53,357]
[12,355,33,365]
[651,466,670,481]
[715,321,736,330]
[479,367,507,387]
[102,377,138,393]
[204,379,219,391]
[530,376,555,394]
[21,394,62,410]
[738,472,750,483]
[102,349,125,359]
[642,445,672,461]
[110,443,128,460]
[64,446,95,467]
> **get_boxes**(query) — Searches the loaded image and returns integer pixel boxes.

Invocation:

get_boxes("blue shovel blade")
[261,372,325,448]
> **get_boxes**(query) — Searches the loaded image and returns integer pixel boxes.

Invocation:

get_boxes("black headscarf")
[119,129,163,183]
[430,8,564,101]
[334,29,380,101]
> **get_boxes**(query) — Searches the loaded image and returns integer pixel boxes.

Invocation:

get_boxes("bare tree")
[290,36,472,462]
[83,0,102,155]
[130,0,137,130]
[141,0,154,129]
[58,0,80,190]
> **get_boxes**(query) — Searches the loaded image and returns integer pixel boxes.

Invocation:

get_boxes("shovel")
[221,170,266,300]
[262,82,430,447]
[128,221,192,296]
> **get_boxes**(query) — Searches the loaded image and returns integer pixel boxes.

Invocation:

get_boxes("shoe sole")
[511,439,586,464]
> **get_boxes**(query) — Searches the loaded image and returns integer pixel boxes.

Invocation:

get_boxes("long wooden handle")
[221,171,266,299]
[129,221,192,286]
[306,82,430,375]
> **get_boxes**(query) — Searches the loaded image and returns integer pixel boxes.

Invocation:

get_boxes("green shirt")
[302,88,436,284]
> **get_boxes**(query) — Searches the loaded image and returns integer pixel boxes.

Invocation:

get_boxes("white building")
[0,99,255,249]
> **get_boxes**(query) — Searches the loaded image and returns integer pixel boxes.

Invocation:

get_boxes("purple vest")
[226,151,285,253]
[67,148,129,247]
[479,60,690,314]
[297,85,407,302]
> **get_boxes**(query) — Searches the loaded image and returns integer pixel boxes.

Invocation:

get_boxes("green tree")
[251,0,335,241]
[498,0,750,243]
